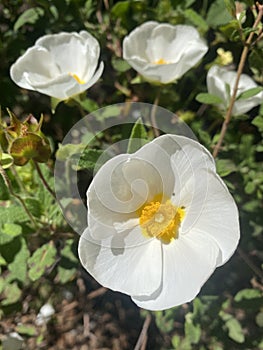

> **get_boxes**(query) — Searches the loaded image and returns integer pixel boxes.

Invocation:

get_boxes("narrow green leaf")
[224,0,236,17]
[8,238,30,283]
[225,318,245,343]
[234,288,262,302]
[216,159,237,177]
[14,7,45,32]
[196,93,224,105]
[78,148,111,171]
[236,87,263,100]
[28,241,56,281]
[184,9,209,32]
[127,118,148,154]
[252,115,263,132]
[16,324,37,336]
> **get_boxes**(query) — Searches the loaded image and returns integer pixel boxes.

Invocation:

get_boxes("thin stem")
[213,3,263,158]
[134,314,151,350]
[151,88,161,137]
[33,161,56,199]
[0,165,38,229]
[10,165,28,194]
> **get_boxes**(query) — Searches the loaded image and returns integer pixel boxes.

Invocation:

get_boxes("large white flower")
[123,22,208,84]
[10,31,104,100]
[207,65,263,115]
[78,134,240,311]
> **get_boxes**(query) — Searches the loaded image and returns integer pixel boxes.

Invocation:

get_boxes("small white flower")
[123,21,208,84]
[78,135,240,311]
[207,65,263,115]
[10,31,104,100]
[36,303,55,325]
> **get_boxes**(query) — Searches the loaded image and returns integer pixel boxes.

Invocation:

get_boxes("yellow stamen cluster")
[139,195,185,244]
[154,58,168,65]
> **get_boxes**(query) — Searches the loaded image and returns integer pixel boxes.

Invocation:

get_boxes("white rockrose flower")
[207,65,263,115]
[123,21,208,84]
[10,31,104,100]
[78,134,240,311]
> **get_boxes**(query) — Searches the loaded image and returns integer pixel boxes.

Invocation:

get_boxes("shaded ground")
[0,270,163,350]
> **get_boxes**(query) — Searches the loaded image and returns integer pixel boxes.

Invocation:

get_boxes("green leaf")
[196,93,224,105]
[8,238,30,283]
[14,7,45,32]
[1,282,21,305]
[206,0,233,28]
[256,312,263,327]
[56,143,85,161]
[24,198,42,218]
[28,242,56,281]
[111,57,131,72]
[225,318,245,343]
[78,148,111,171]
[234,288,262,302]
[51,97,62,113]
[216,159,237,177]
[224,0,236,17]
[127,118,148,154]
[185,313,202,344]
[252,115,263,132]
[236,87,263,100]
[0,206,28,226]
[78,97,99,113]
[0,153,14,169]
[184,9,209,33]
[16,324,37,336]
[0,223,22,245]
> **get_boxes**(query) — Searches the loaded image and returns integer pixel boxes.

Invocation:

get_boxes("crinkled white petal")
[132,230,220,310]
[78,227,162,296]
[10,47,60,89]
[123,21,159,61]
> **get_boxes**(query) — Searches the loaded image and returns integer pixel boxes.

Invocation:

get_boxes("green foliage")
[127,118,149,153]
[28,241,56,281]
[196,93,224,105]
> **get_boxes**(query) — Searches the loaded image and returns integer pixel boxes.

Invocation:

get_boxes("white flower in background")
[123,21,208,84]
[36,303,55,325]
[10,31,104,100]
[207,65,263,115]
[78,134,240,311]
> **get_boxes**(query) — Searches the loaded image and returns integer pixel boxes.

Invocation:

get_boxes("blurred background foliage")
[0,0,262,349]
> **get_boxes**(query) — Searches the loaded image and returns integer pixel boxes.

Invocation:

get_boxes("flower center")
[154,58,168,65]
[138,195,185,244]
[69,73,85,84]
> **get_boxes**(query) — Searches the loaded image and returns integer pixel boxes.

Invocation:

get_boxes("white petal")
[123,21,159,61]
[132,230,220,310]
[207,65,229,110]
[78,227,162,296]
[182,169,240,266]
[10,47,60,90]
